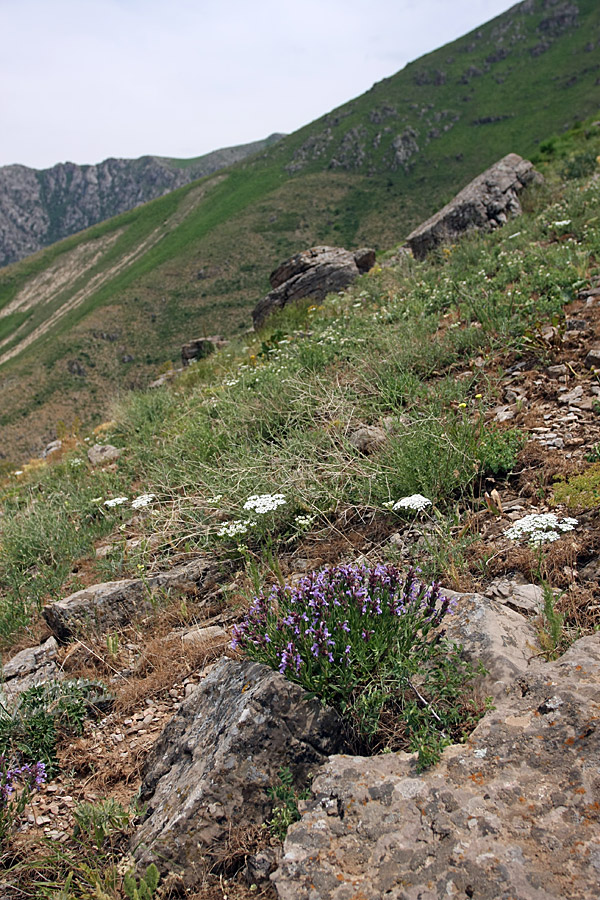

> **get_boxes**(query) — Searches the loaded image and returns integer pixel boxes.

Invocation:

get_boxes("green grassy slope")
[0,0,599,462]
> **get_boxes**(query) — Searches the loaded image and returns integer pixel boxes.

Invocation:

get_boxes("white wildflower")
[392,494,432,512]
[217,519,256,538]
[207,494,223,504]
[13,470,23,476]
[104,496,129,508]
[295,514,316,529]
[504,513,577,546]
[243,493,286,514]
[553,220,571,227]
[131,493,155,509]
[69,458,84,468]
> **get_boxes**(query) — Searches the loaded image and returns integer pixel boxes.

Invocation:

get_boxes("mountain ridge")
[0,134,285,267]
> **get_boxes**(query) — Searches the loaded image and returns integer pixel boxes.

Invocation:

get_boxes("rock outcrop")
[43,556,225,641]
[405,153,542,259]
[0,135,285,267]
[181,335,229,366]
[273,633,600,900]
[132,658,345,885]
[252,246,375,329]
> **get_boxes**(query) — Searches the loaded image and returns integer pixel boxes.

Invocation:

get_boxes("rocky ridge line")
[0,135,284,267]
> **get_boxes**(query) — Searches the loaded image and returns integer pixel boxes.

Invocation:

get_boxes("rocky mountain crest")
[0,135,284,267]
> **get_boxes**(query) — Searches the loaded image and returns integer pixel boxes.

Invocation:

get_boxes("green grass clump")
[0,456,129,643]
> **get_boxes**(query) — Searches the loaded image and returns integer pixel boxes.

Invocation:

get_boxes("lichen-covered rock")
[43,557,225,641]
[131,658,345,885]
[442,590,539,700]
[1,636,60,701]
[405,153,542,260]
[87,443,121,466]
[348,425,388,455]
[252,245,375,329]
[273,634,600,900]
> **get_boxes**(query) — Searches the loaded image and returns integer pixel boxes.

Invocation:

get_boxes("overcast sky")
[1,0,517,170]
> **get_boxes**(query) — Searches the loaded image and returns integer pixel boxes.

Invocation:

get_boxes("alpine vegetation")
[504,513,578,546]
[232,563,484,768]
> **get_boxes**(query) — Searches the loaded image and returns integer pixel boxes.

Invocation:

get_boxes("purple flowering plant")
[232,563,484,767]
[0,756,46,847]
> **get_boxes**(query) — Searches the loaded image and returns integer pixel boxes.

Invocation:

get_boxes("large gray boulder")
[132,658,345,885]
[252,245,375,329]
[43,556,225,641]
[273,633,600,900]
[406,153,542,260]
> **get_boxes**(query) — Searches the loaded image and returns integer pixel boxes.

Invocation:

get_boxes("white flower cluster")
[295,514,316,529]
[217,519,256,538]
[553,220,571,227]
[243,493,286,514]
[69,458,84,468]
[104,496,128,508]
[131,493,155,509]
[387,494,432,512]
[504,513,578,546]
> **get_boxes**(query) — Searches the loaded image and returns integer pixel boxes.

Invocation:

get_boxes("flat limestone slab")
[43,556,225,641]
[273,635,600,900]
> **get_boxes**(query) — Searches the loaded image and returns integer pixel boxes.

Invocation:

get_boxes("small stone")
[494,405,515,423]
[348,425,388,455]
[584,347,600,369]
[87,443,121,466]
[558,385,583,405]
[547,365,567,377]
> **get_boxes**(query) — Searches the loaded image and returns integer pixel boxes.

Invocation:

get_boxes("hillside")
[0,134,285,267]
[1,0,599,464]
[1,114,600,898]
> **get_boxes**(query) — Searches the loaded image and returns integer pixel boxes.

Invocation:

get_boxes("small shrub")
[233,564,484,769]
[477,425,523,476]
[560,152,597,181]
[0,678,111,774]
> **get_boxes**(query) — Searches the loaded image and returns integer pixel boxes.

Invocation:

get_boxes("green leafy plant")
[0,678,111,774]
[538,582,569,661]
[233,564,485,769]
[267,767,310,841]
[72,797,134,850]
[123,863,160,900]
[560,151,597,181]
